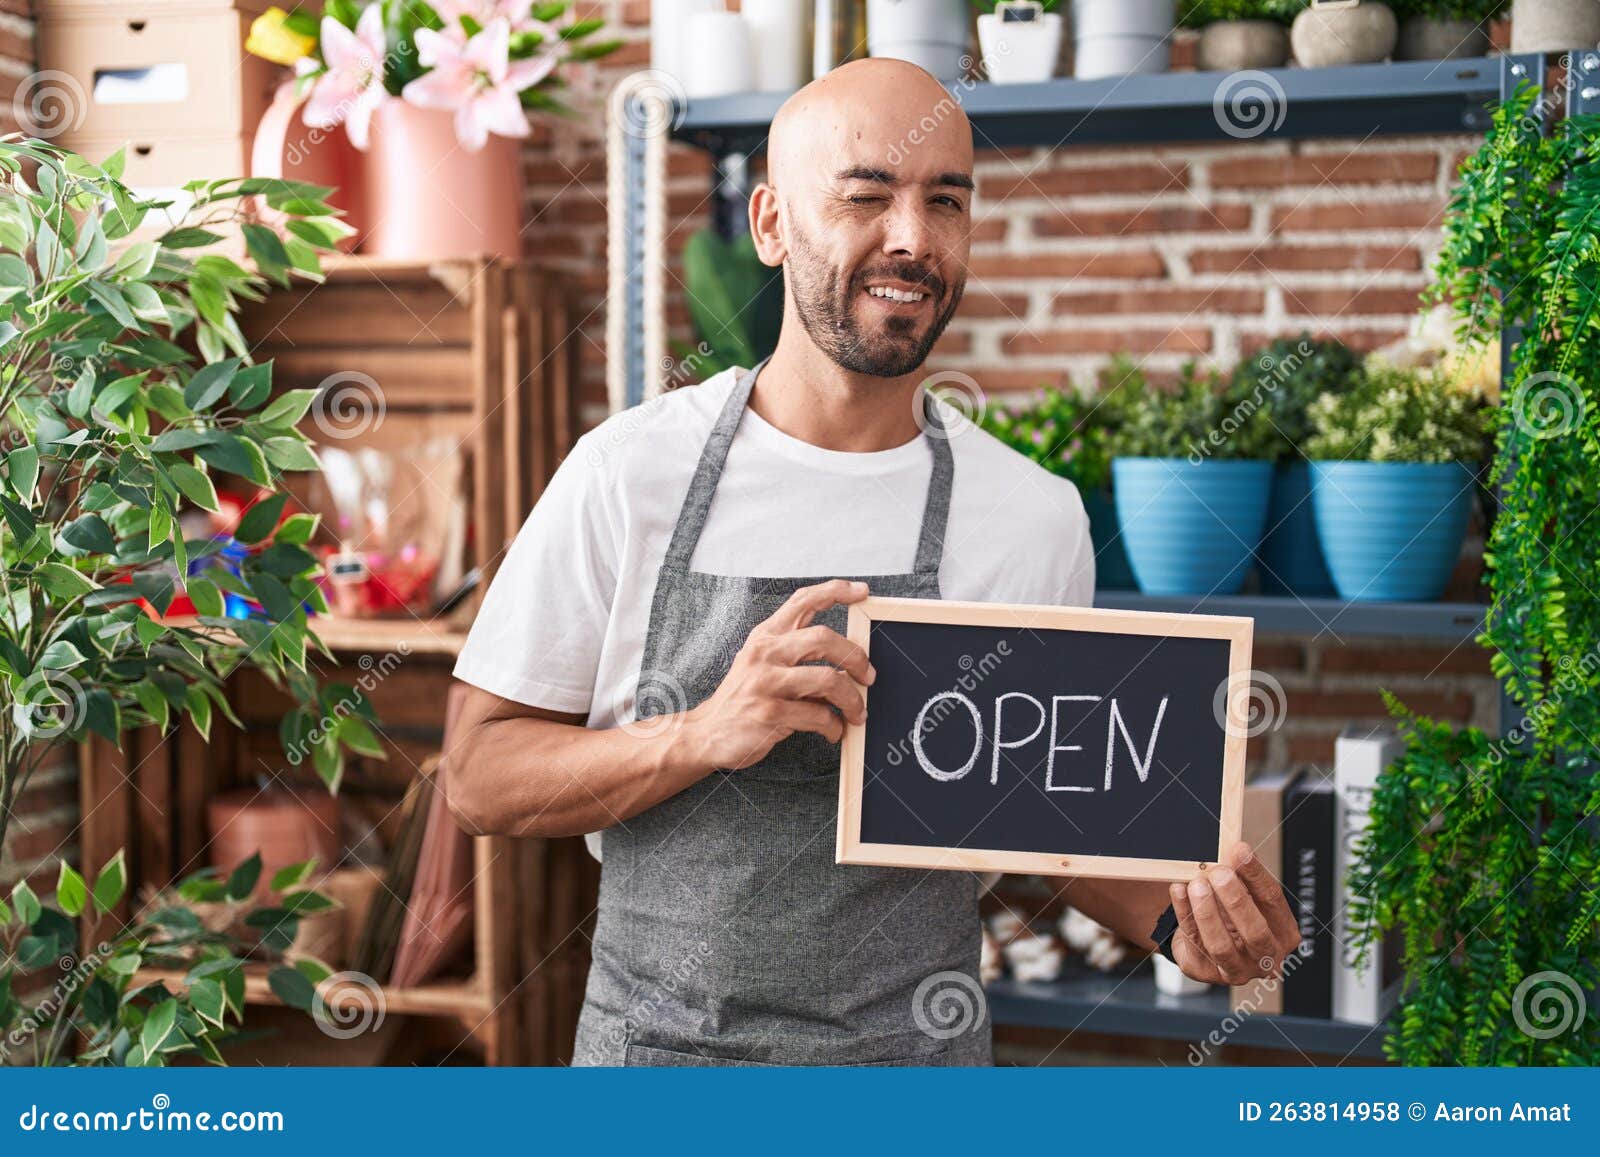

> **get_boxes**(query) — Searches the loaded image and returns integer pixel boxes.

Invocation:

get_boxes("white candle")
[652,0,723,85]
[683,11,757,98]
[743,0,810,91]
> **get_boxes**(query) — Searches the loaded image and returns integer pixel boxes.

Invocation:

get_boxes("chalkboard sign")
[836,597,1252,882]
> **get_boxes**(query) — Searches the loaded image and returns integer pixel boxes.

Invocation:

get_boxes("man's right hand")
[683,579,877,770]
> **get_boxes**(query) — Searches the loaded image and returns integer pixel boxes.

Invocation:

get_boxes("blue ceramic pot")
[1258,461,1336,597]
[1112,458,1274,596]
[1082,486,1137,591]
[1310,461,1475,602]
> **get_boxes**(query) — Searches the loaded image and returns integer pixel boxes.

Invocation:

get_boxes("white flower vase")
[867,0,972,81]
[978,11,1063,83]
[1071,0,1175,79]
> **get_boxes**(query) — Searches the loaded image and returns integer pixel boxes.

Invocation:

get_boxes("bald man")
[449,59,1298,1066]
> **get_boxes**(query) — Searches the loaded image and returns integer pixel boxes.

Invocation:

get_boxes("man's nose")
[880,200,935,263]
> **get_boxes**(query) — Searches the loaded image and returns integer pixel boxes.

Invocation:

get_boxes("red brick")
[1210,152,1438,189]
[1320,645,1493,678]
[1270,199,1447,233]
[607,39,653,66]
[1034,204,1251,237]
[978,162,1189,201]
[1188,243,1421,274]
[1251,641,1308,672]
[944,367,1074,393]
[1288,689,1474,722]
[1286,733,1339,767]
[1052,286,1264,316]
[968,251,1166,280]
[931,330,973,356]
[955,290,1030,320]
[1283,286,1427,316]
[1002,327,1211,356]
[1239,327,1410,355]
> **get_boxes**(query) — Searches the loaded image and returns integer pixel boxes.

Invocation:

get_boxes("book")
[1281,767,1335,1019]
[1332,724,1407,1025]
[1230,767,1299,1016]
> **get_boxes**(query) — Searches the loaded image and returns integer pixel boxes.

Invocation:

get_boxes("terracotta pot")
[251,81,365,250]
[1397,16,1490,60]
[207,787,342,899]
[360,100,524,261]
[1511,0,1600,53]
[1196,19,1291,70]
[1291,1,1397,67]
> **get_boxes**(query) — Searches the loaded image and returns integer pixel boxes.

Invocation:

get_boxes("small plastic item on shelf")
[1059,906,1130,973]
[987,910,1067,983]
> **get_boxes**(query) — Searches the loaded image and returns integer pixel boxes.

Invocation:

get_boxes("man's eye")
[847,195,885,206]
[932,196,965,209]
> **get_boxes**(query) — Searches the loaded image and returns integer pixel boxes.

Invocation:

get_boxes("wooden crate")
[76,256,592,1065]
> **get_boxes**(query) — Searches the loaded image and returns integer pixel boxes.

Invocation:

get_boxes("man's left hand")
[1168,840,1301,985]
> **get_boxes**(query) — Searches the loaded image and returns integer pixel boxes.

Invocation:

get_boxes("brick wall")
[0,2,75,904]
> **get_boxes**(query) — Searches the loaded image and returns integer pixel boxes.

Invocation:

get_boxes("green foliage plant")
[680,228,784,378]
[1346,84,1600,1065]
[980,383,1117,494]
[1177,0,1305,28]
[1110,360,1277,461]
[1303,363,1492,462]
[1232,333,1363,462]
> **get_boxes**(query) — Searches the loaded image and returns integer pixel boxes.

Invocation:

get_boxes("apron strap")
[661,361,956,578]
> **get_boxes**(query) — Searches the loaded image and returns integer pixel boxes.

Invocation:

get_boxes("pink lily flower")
[430,1,559,39]
[301,6,389,150]
[403,19,557,151]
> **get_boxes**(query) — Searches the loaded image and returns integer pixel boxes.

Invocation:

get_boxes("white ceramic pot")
[867,0,972,81]
[744,0,811,90]
[978,11,1063,82]
[1291,1,1398,67]
[682,11,757,97]
[1511,0,1600,54]
[1153,953,1211,997]
[1071,0,1175,79]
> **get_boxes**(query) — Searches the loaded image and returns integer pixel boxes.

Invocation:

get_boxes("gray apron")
[572,363,989,1067]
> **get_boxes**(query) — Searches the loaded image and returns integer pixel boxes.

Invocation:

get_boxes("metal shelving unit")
[608,47,1596,1064]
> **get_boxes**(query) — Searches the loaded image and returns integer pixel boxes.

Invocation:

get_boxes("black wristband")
[1150,903,1179,962]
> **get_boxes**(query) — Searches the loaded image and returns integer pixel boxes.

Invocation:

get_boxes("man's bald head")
[767,58,973,194]
[750,59,974,379]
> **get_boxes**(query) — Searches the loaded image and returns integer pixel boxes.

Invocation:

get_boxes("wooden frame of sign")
[836,597,1253,883]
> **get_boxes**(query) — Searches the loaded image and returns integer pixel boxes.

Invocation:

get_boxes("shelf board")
[135,965,491,1020]
[673,57,1507,154]
[310,615,470,658]
[988,959,1391,1060]
[1094,590,1486,643]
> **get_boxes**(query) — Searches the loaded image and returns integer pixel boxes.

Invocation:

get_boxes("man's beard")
[785,225,964,378]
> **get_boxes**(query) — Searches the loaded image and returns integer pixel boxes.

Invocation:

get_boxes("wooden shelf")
[135,965,492,1019]
[310,615,470,658]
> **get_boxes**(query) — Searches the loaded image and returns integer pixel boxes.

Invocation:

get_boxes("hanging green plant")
[1346,84,1600,1065]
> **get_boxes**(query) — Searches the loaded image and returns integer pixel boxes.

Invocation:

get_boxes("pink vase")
[251,82,365,252]
[361,100,524,261]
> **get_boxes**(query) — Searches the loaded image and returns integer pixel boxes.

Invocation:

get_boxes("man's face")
[783,158,973,378]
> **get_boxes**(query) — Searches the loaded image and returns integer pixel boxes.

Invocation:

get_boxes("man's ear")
[748,183,786,267]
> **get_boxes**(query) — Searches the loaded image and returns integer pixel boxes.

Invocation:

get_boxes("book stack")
[1230,725,1406,1024]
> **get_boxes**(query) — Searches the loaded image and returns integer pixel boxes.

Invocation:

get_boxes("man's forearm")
[447,688,718,838]
[1060,877,1175,952]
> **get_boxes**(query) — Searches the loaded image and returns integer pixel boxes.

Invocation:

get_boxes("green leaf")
[38,640,85,669]
[34,562,97,599]
[132,679,170,729]
[94,372,144,415]
[189,977,228,1029]
[159,227,224,248]
[112,239,159,279]
[167,462,219,511]
[85,279,137,328]
[259,388,318,429]
[267,964,317,1010]
[263,437,320,472]
[282,889,335,914]
[67,363,96,418]
[236,492,289,543]
[60,513,114,555]
[93,849,127,913]
[105,951,142,976]
[11,881,40,926]
[274,512,318,545]
[230,360,274,410]
[150,428,214,452]
[55,861,88,917]
[338,714,385,757]
[184,357,240,411]
[184,575,224,619]
[225,852,261,902]
[5,445,38,499]
[139,998,179,1056]
[270,860,317,892]
[184,684,213,740]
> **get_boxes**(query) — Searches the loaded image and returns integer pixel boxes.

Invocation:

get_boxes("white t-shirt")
[453,367,1095,727]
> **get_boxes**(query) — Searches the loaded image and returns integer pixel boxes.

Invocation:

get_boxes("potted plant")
[1108,363,1276,596]
[1347,83,1600,1065]
[680,227,784,376]
[1179,0,1300,71]
[1303,364,1492,601]
[1234,334,1362,597]
[1510,0,1600,52]
[247,1,620,261]
[975,0,1065,83]
[0,138,371,1062]
[1291,0,1398,65]
[980,377,1136,589]
[1390,0,1502,58]
[1071,0,1177,78]
[867,0,973,81]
